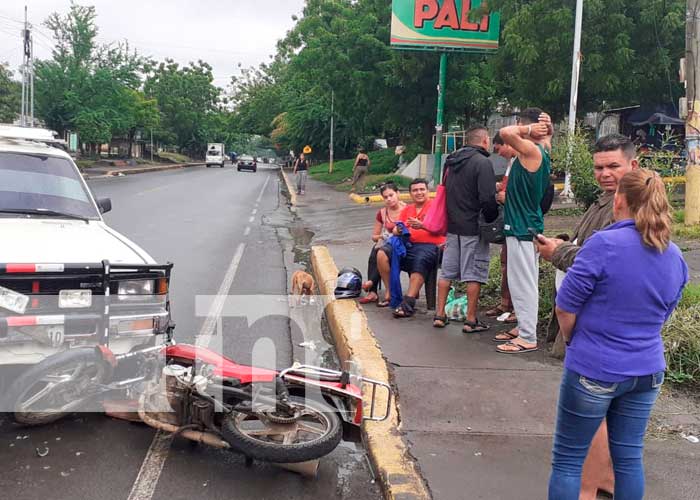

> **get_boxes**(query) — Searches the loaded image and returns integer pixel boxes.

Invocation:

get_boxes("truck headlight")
[58,289,92,309]
[118,279,155,296]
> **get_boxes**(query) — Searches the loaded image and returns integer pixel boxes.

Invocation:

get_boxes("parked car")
[206,143,226,168]
[237,155,257,172]
[0,125,172,391]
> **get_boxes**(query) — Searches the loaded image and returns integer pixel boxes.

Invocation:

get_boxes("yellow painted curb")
[349,191,437,205]
[280,169,297,206]
[311,246,431,500]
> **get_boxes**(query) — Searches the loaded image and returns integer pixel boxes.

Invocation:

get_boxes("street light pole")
[685,0,700,224]
[329,90,334,174]
[434,52,448,186]
[563,0,584,199]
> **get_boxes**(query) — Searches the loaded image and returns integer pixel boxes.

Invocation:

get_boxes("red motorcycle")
[5,337,392,464]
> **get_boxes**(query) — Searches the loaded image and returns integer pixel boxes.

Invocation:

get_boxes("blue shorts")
[381,243,439,279]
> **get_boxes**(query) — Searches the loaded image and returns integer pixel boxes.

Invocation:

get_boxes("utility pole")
[685,0,700,225]
[329,90,334,174]
[563,0,583,199]
[150,129,154,163]
[19,6,34,127]
[434,52,447,186]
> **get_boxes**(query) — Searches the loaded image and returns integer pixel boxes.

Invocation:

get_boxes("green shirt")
[503,144,551,241]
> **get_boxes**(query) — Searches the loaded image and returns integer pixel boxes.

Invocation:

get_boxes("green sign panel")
[391,0,500,52]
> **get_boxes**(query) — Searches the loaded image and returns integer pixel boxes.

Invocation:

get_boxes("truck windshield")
[0,152,100,220]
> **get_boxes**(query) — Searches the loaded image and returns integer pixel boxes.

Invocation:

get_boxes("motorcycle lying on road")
[4,333,392,465]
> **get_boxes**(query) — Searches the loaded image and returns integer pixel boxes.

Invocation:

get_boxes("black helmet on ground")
[335,267,362,299]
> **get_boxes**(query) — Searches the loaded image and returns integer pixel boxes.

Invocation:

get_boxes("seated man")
[376,178,446,318]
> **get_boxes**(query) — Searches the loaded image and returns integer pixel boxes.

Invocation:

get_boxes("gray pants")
[296,171,307,193]
[505,237,539,345]
[351,165,368,191]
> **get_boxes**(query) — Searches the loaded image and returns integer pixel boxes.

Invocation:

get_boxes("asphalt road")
[0,164,380,500]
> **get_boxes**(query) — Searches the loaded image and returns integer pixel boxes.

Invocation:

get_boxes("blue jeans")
[548,368,664,500]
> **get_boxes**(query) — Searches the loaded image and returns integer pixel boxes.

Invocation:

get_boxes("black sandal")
[393,297,416,318]
[433,316,449,328]
[463,318,489,333]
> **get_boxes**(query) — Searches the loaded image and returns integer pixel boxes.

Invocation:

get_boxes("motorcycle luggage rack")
[279,364,392,422]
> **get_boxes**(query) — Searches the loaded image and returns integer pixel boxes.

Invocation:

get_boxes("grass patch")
[158,152,192,164]
[75,159,97,170]
[548,207,586,217]
[310,144,425,188]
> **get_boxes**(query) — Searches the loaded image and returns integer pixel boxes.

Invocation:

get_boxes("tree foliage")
[0,64,20,123]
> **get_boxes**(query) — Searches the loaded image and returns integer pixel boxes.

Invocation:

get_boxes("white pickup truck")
[0,126,173,388]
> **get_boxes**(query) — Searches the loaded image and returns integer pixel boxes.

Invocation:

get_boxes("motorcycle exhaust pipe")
[138,406,320,478]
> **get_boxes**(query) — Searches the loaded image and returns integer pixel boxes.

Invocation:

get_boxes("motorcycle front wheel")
[222,395,342,463]
[5,349,110,426]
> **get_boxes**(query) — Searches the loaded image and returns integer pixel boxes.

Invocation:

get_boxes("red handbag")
[422,168,448,236]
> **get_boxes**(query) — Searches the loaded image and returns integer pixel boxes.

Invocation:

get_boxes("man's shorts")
[440,233,490,284]
[381,242,439,280]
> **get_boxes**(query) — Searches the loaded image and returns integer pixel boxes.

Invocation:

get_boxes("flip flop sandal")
[496,341,539,354]
[462,319,489,333]
[492,329,519,343]
[503,313,518,324]
[393,297,416,318]
[485,306,508,317]
[377,299,390,308]
[359,295,378,304]
[432,316,449,328]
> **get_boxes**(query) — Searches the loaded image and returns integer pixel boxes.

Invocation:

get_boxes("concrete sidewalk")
[296,177,700,500]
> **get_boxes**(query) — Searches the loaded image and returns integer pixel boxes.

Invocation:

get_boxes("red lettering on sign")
[460,1,491,32]
[414,0,439,28]
[434,0,460,30]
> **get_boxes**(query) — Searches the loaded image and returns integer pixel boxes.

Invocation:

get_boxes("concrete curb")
[280,168,298,206]
[311,246,431,500]
[349,191,437,205]
[82,162,204,180]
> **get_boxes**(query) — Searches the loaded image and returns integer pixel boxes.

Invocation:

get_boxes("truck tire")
[5,349,110,426]
[222,395,342,463]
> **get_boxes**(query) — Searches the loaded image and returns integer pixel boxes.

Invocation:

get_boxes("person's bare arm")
[556,306,576,344]
[371,219,383,242]
[499,123,548,172]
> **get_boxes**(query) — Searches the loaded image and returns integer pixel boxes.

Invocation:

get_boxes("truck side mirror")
[97,198,112,214]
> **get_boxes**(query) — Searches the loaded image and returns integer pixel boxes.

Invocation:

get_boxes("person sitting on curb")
[360,182,406,304]
[433,126,499,332]
[484,132,518,324]
[494,108,552,354]
[376,178,446,317]
[536,133,639,500]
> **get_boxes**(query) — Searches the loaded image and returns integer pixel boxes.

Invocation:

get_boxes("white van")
[205,143,226,168]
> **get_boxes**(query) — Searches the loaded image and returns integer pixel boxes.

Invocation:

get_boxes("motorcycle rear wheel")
[6,349,110,426]
[222,395,342,463]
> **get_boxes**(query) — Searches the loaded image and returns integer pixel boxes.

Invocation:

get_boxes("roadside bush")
[551,129,599,208]
[663,301,700,385]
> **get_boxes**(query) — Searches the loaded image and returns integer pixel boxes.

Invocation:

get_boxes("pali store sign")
[391,0,500,52]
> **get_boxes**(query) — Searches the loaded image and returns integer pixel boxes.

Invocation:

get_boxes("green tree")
[0,64,20,123]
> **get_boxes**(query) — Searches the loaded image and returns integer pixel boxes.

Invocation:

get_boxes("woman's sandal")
[359,294,378,305]
[462,318,489,333]
[377,298,390,308]
[496,341,539,354]
[492,329,519,343]
[432,316,449,328]
[393,297,416,318]
[485,306,509,318]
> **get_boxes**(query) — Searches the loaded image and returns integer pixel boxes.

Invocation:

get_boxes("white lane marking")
[251,208,258,215]
[244,226,251,236]
[256,175,271,203]
[196,242,246,347]
[126,431,173,500]
[248,216,255,223]
[128,242,247,499]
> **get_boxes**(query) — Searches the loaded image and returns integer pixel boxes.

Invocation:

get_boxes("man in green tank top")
[495,108,552,354]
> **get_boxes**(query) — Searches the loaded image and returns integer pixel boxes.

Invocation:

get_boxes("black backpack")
[541,181,555,215]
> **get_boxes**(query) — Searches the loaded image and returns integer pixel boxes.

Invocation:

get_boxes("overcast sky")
[0,0,305,88]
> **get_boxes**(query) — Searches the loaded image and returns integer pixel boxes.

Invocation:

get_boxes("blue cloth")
[556,219,688,382]
[388,222,411,309]
[549,368,664,499]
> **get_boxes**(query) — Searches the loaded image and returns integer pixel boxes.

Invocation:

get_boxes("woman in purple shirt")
[548,169,688,500]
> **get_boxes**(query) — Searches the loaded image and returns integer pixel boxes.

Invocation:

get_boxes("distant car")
[237,155,257,172]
